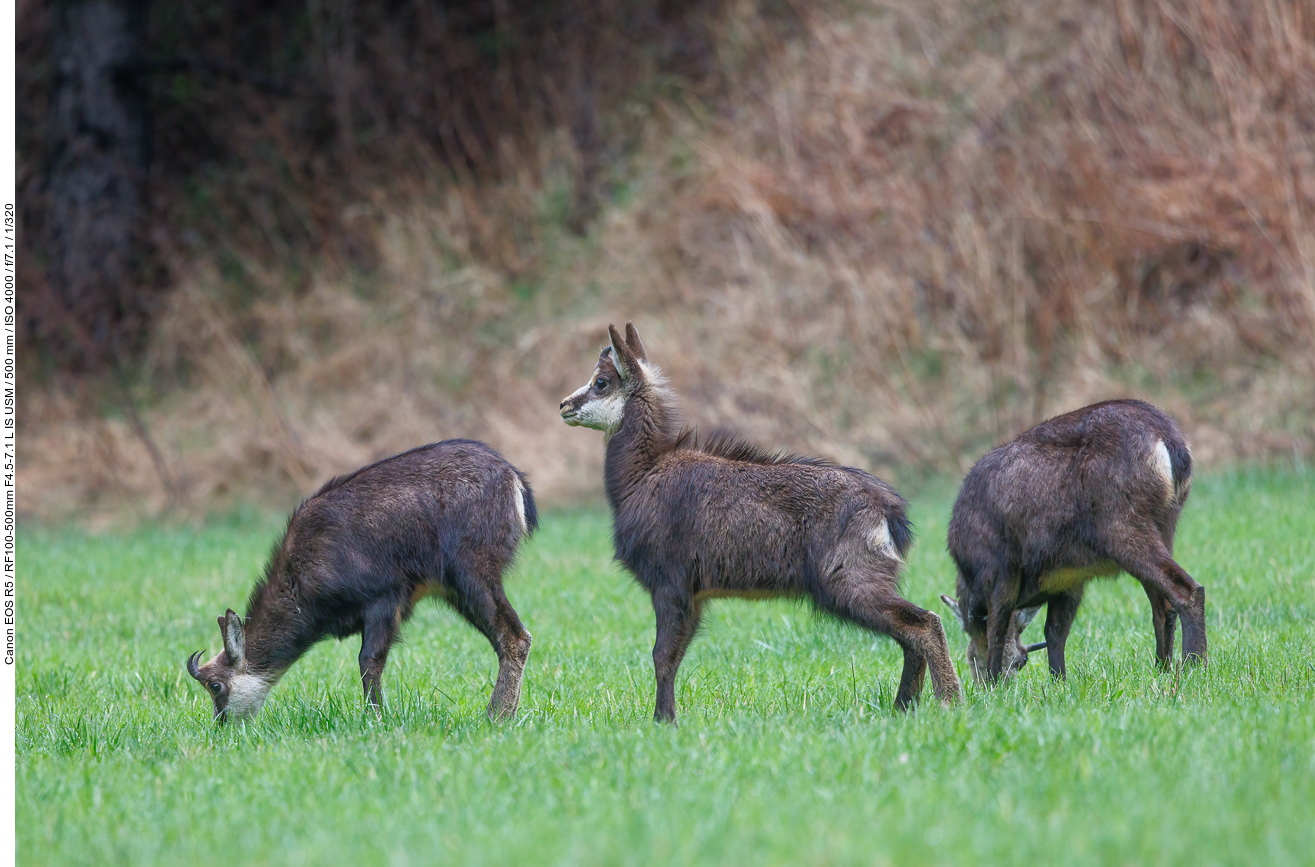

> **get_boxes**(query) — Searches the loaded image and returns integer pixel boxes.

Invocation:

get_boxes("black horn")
[1024,641,1048,653]
[186,650,204,680]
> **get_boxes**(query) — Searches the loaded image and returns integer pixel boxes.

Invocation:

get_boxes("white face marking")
[561,363,628,434]
[568,380,590,399]
[225,673,274,720]
[867,518,900,561]
[512,475,528,535]
[1151,440,1173,499]
[574,392,627,433]
[1015,606,1041,631]
[940,596,1033,684]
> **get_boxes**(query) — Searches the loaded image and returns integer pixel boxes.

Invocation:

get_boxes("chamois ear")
[1014,606,1041,631]
[624,321,647,362]
[608,324,637,384]
[940,594,966,630]
[219,609,246,666]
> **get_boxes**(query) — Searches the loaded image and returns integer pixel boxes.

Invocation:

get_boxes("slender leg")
[360,604,400,713]
[819,582,962,711]
[450,570,534,721]
[980,565,1022,683]
[985,602,1016,683]
[1143,584,1178,669]
[651,592,701,724]
[896,640,928,708]
[1042,591,1083,679]
[1117,547,1206,666]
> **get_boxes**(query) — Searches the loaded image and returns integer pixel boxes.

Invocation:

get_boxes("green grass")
[18,468,1315,866]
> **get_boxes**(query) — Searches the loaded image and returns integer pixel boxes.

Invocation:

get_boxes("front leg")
[983,567,1021,684]
[985,602,1015,683]
[1043,591,1082,679]
[359,604,400,714]
[651,592,701,724]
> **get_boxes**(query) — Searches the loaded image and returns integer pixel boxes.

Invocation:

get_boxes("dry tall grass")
[21,0,1315,523]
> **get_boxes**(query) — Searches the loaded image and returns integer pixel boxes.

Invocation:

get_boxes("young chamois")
[186,440,537,723]
[560,322,962,722]
[941,400,1205,684]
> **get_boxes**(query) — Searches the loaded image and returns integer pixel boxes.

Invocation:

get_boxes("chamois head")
[940,595,1045,684]
[560,322,653,435]
[186,609,273,723]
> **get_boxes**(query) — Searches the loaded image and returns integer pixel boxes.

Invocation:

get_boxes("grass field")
[17,467,1315,865]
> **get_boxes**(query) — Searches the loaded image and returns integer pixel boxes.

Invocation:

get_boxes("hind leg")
[819,569,962,710]
[360,603,401,712]
[1143,584,1178,669]
[895,639,928,707]
[450,564,533,721]
[1117,545,1206,666]
[1042,591,1082,679]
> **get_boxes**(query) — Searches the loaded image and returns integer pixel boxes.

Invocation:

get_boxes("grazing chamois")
[560,322,962,722]
[186,440,537,723]
[940,399,1204,684]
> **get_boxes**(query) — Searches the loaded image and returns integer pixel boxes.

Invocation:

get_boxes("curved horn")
[186,650,205,680]
[1024,641,1048,653]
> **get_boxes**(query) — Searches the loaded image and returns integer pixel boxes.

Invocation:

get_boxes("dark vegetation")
[19,0,731,370]
[16,0,1315,522]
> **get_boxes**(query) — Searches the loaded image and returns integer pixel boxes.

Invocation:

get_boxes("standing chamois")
[560,322,962,722]
[186,440,537,723]
[941,400,1205,683]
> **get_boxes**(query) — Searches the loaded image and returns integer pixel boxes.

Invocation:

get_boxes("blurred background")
[16,0,1315,524]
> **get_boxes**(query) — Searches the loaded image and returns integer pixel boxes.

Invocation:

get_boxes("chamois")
[186,439,537,723]
[941,400,1205,683]
[560,322,962,721]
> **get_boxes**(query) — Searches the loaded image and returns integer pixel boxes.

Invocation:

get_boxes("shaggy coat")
[943,400,1204,682]
[187,439,536,722]
[561,322,961,721]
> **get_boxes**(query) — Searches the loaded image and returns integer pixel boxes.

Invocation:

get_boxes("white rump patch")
[1151,440,1174,499]
[512,475,528,535]
[226,672,274,720]
[867,518,900,561]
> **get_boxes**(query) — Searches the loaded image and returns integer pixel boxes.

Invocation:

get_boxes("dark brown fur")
[945,399,1204,682]
[186,439,537,722]
[561,323,962,721]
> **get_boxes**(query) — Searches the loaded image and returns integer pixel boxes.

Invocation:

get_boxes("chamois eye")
[209,682,222,695]
[595,377,607,390]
